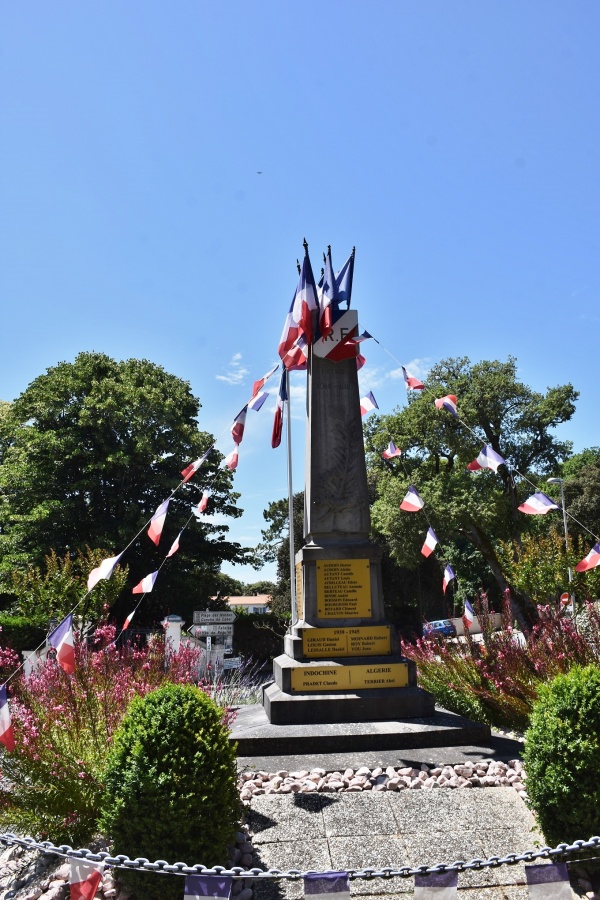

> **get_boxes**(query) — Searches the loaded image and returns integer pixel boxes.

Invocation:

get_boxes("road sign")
[560,592,570,605]
[206,636,212,652]
[223,657,242,670]
[193,623,234,636]
[193,610,236,624]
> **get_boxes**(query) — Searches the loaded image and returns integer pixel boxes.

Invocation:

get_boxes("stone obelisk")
[264,305,435,725]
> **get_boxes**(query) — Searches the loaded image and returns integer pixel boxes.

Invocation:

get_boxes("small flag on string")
[402,366,424,390]
[184,874,233,899]
[87,552,124,591]
[355,329,373,343]
[272,369,287,449]
[518,492,559,515]
[360,391,379,416]
[443,564,455,594]
[252,363,279,398]
[575,541,600,572]
[335,247,355,308]
[434,394,458,417]
[0,685,15,753]
[356,353,367,371]
[304,871,350,900]
[48,614,76,675]
[400,485,425,512]
[463,598,475,629]
[132,570,158,594]
[123,610,135,630]
[181,449,211,483]
[248,390,268,411]
[421,527,438,558]
[382,440,402,459]
[198,490,210,513]
[318,246,339,339]
[69,858,104,900]
[147,498,170,546]
[231,407,248,444]
[281,334,309,371]
[414,870,458,898]
[467,444,505,473]
[525,863,572,899]
[224,445,239,471]
[167,530,182,558]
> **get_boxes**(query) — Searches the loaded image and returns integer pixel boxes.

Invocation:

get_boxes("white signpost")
[193,610,236,624]
[223,657,241,670]
[193,623,234,636]
[193,611,237,677]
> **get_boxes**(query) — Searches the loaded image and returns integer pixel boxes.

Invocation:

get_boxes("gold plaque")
[316,559,371,618]
[303,626,391,658]
[290,662,409,692]
[295,562,304,620]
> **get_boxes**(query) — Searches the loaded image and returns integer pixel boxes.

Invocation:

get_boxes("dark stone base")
[263,681,435,725]
[230,703,492,757]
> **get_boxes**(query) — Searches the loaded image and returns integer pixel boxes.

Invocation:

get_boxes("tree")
[258,492,304,617]
[365,356,578,630]
[0,352,249,624]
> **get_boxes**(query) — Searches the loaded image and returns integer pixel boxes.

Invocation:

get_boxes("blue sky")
[1,3,599,585]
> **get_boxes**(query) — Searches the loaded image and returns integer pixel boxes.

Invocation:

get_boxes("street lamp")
[547,477,574,606]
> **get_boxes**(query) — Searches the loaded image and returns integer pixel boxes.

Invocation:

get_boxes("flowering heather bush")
[0,626,210,844]
[402,598,600,732]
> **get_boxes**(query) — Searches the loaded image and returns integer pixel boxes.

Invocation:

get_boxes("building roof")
[227,594,272,607]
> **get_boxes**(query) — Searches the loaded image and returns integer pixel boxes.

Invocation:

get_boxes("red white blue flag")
[421,527,438,558]
[167,530,182,558]
[278,250,318,361]
[198,490,210,513]
[356,353,367,371]
[252,364,279,398]
[317,246,339,339]
[382,441,402,459]
[400,485,425,512]
[304,872,350,900]
[224,445,239,471]
[123,610,135,630]
[48,613,76,675]
[335,248,355,309]
[132,570,158,594]
[147,499,170,546]
[184,874,233,899]
[575,541,600,572]
[231,407,247,444]
[414,870,458,898]
[463,598,475,629]
[402,366,424,390]
[443,564,455,594]
[0,685,15,753]
[525,863,571,900]
[518,492,559,515]
[434,394,458,417]
[281,334,309,371]
[467,444,505,473]
[87,551,124,591]
[360,392,378,416]
[69,858,105,900]
[272,369,287,449]
[248,390,268,411]
[181,449,211,483]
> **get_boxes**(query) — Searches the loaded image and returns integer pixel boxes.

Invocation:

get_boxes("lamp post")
[547,477,574,611]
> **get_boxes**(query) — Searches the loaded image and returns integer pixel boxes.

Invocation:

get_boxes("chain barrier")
[1,832,599,881]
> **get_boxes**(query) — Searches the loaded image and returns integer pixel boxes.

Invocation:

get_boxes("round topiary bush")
[523,664,600,846]
[99,682,240,900]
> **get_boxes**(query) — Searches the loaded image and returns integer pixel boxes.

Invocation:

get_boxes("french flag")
[356,353,367,371]
[360,391,379,416]
[414,870,458,898]
[518,492,559,515]
[184,874,233,899]
[463,598,475,629]
[335,247,355,309]
[0,685,15,753]
[281,334,309,371]
[181,449,211,483]
[147,498,170,546]
[421,527,438,558]
[132,570,158,594]
[434,394,458,417]
[278,250,318,361]
[231,407,247,444]
[48,614,76,675]
[87,551,124,591]
[402,366,424,390]
[304,872,350,900]
[355,330,373,343]
[248,390,268,411]
[575,541,600,572]
[69,858,105,900]
[251,363,278,398]
[272,369,287,449]
[198,490,210,513]
[123,610,135,630]
[224,445,239,471]
[400,485,424,512]
[467,444,505,473]
[167,530,182,557]
[443,564,455,594]
[382,441,402,459]
[317,246,339,339]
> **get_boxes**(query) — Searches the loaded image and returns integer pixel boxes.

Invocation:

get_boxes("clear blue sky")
[1,3,599,584]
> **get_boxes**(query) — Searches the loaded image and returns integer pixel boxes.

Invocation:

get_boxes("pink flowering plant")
[0,625,211,844]
[402,597,600,732]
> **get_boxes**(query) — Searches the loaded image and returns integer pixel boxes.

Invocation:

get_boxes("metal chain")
[1,832,599,880]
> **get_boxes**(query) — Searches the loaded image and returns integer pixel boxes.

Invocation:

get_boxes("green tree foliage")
[365,356,577,628]
[258,491,304,617]
[0,352,248,623]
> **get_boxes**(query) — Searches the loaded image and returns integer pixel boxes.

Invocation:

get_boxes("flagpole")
[285,367,297,625]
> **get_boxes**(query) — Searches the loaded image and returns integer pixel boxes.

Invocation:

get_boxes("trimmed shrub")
[523,664,600,846]
[99,682,239,900]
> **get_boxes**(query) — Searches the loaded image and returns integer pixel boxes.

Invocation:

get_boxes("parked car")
[423,619,456,638]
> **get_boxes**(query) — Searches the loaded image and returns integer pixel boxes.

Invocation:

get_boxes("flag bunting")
[421,527,438,558]
[463,599,475,629]
[48,613,76,675]
[147,498,171,546]
[181,449,211,483]
[248,390,268,412]
[132,570,158,595]
[443,564,455,594]
[251,363,279,398]
[272,369,287,449]
[167,530,183,558]
[434,394,458,417]
[224,445,239,471]
[575,541,600,573]
[198,490,210,513]
[400,485,425,512]
[87,552,124,591]
[402,366,424,390]
[467,444,505,473]
[231,407,248,444]
[0,685,15,753]
[382,441,402,459]
[518,492,559,515]
[360,391,379,416]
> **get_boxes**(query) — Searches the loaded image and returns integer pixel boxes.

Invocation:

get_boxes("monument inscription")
[290,662,409,692]
[316,559,371,618]
[302,625,391,658]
